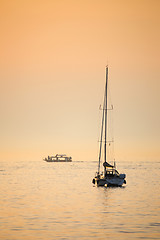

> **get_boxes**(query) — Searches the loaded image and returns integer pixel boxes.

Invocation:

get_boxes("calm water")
[0,160,160,240]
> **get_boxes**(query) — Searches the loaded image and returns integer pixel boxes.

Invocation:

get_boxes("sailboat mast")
[104,66,108,164]
[98,91,105,174]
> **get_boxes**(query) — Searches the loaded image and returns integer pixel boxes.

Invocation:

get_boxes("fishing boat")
[92,66,126,187]
[44,154,72,162]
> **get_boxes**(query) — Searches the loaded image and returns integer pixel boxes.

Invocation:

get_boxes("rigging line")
[98,81,106,174]
[99,107,113,110]
[98,140,114,143]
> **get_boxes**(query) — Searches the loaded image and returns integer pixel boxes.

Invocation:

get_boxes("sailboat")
[92,66,126,187]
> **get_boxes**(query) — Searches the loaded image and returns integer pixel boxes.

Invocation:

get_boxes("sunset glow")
[0,0,160,161]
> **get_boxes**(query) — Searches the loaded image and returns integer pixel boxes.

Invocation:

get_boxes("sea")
[0,160,160,240]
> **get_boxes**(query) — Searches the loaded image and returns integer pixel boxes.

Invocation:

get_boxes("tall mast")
[104,66,108,164]
[97,89,105,173]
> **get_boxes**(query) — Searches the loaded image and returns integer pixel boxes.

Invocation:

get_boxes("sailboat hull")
[93,176,126,187]
[105,177,126,187]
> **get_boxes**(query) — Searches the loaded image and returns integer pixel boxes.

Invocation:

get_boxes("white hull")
[44,154,72,162]
[44,159,72,162]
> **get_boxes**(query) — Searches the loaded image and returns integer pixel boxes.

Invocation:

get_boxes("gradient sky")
[0,0,160,161]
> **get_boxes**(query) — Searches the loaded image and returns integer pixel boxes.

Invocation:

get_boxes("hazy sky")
[0,0,160,161]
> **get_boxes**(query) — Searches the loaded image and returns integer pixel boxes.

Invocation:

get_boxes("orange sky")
[0,0,160,161]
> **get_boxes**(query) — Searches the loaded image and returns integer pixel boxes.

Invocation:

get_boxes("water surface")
[0,160,160,239]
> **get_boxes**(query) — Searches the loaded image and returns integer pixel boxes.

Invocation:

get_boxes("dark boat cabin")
[105,169,119,177]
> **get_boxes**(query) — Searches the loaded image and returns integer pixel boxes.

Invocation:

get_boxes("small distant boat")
[44,154,72,162]
[92,66,126,187]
